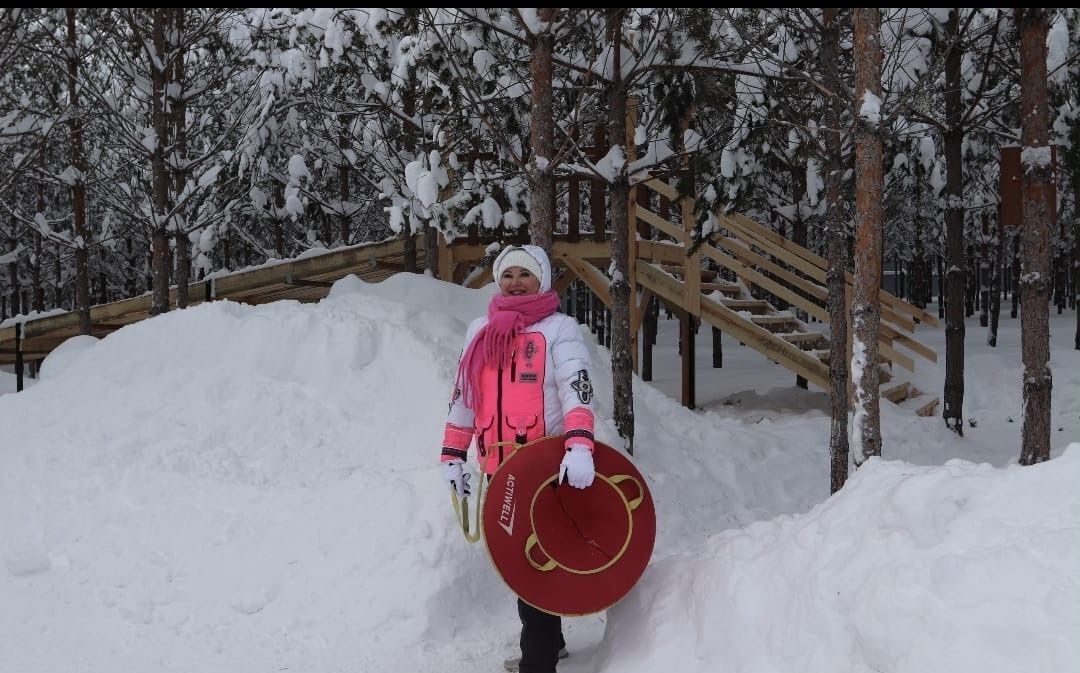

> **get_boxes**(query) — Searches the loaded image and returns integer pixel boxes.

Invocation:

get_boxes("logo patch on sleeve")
[571,370,593,404]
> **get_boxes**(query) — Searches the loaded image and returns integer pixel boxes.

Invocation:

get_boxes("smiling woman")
[496,247,544,297]
[437,243,598,673]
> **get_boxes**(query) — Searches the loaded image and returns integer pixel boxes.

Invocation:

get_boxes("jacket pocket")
[475,414,496,457]
[506,414,539,444]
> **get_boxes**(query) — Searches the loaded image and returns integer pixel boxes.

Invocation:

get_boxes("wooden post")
[642,296,655,381]
[713,326,723,368]
[680,308,695,409]
[15,322,24,392]
[576,280,587,324]
[438,232,453,283]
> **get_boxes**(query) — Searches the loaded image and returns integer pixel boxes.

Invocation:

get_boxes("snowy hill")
[1,273,1077,673]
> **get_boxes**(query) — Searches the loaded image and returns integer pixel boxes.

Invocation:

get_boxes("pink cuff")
[441,423,473,462]
[563,407,595,452]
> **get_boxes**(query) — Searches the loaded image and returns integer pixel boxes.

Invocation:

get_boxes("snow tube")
[482,436,656,616]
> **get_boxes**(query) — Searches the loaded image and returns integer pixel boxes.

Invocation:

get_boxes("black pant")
[517,598,565,673]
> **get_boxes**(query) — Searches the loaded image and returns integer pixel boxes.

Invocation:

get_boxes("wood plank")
[915,396,940,417]
[466,267,493,289]
[892,333,938,363]
[631,287,654,334]
[563,256,612,308]
[636,240,685,265]
[881,381,911,403]
[637,207,687,243]
[720,299,771,313]
[552,269,576,295]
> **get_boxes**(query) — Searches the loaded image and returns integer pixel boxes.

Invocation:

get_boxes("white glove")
[559,446,595,489]
[443,459,472,499]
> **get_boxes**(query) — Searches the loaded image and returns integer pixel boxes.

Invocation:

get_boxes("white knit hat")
[493,245,550,291]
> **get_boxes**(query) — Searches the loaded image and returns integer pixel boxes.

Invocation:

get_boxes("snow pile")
[602,448,1080,673]
[1,271,1077,673]
[39,334,100,381]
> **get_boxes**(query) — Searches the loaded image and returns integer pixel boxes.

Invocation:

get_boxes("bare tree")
[941,10,967,435]
[65,8,92,332]
[149,8,170,315]
[851,7,883,463]
[823,7,850,491]
[527,8,556,252]
[1016,8,1053,465]
[606,7,634,453]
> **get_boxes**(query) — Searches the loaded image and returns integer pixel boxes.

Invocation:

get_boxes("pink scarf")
[456,290,561,410]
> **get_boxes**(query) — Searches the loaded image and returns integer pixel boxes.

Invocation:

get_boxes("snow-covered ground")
[1,273,1077,673]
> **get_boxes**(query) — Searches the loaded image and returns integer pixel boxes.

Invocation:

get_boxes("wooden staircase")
[627,178,940,416]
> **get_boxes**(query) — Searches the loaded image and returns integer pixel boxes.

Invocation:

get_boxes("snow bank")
[1,271,1076,673]
[601,447,1080,673]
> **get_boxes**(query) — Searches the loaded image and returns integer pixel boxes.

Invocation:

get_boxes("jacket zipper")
[497,364,505,464]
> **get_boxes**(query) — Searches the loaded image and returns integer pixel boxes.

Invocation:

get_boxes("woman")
[440,244,596,673]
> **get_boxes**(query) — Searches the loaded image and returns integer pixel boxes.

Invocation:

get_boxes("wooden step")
[659,264,718,282]
[881,381,911,403]
[896,388,939,417]
[750,315,800,331]
[779,332,827,349]
[914,396,939,417]
[810,350,893,383]
[701,282,743,297]
[720,299,772,314]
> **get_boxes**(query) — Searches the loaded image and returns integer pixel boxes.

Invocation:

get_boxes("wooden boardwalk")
[0,236,421,367]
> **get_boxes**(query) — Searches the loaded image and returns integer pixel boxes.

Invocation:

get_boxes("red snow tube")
[482,436,656,616]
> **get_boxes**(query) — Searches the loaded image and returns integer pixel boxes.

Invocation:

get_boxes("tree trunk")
[402,81,418,272]
[172,8,189,308]
[273,183,285,257]
[528,8,556,253]
[53,244,62,307]
[911,205,928,311]
[823,7,849,492]
[979,212,990,327]
[606,7,634,453]
[792,162,808,389]
[149,8,170,316]
[1017,8,1052,465]
[1011,229,1021,317]
[942,10,965,435]
[851,7,883,464]
[938,255,945,319]
[6,233,18,317]
[989,213,1002,346]
[66,8,92,332]
[1074,178,1079,350]
[32,186,44,312]
[340,113,352,245]
[125,237,137,297]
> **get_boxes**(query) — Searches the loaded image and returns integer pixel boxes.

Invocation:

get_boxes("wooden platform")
[0,236,424,367]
